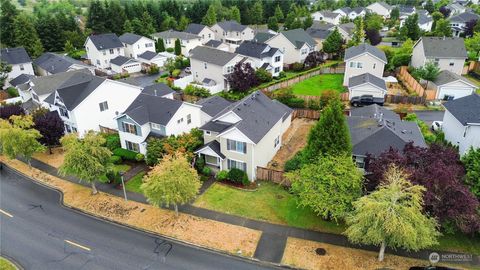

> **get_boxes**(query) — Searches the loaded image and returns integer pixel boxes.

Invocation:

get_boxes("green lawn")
[194,182,346,234]
[464,74,480,87]
[290,74,345,96]
[125,171,146,193]
[435,232,480,255]
[99,164,131,182]
[0,257,16,270]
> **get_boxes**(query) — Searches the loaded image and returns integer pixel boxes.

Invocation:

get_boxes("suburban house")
[411,37,467,75]
[446,2,467,15]
[184,23,215,44]
[137,51,176,67]
[151,30,202,57]
[196,95,232,125]
[235,41,284,77]
[43,71,142,136]
[253,32,276,43]
[33,52,94,76]
[189,46,251,91]
[333,7,366,20]
[306,27,331,50]
[204,40,231,52]
[119,33,155,59]
[449,12,480,37]
[84,33,125,69]
[195,91,293,180]
[9,74,34,89]
[348,104,426,169]
[366,2,393,18]
[311,11,343,25]
[211,20,255,46]
[308,21,354,44]
[400,12,433,31]
[348,73,387,105]
[430,70,477,100]
[0,47,35,86]
[110,56,142,74]
[442,94,480,155]
[116,88,201,154]
[343,43,387,86]
[398,5,416,19]
[265,29,317,65]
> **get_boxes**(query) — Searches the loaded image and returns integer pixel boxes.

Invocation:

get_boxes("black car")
[350,95,385,107]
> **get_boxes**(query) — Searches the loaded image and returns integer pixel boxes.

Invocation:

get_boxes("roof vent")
[401,129,408,134]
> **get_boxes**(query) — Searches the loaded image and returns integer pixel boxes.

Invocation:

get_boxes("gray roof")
[137,50,158,60]
[443,94,480,125]
[34,53,89,74]
[419,37,467,59]
[306,28,331,39]
[345,43,387,63]
[348,73,387,91]
[201,91,292,144]
[235,41,280,59]
[9,73,34,87]
[142,83,175,97]
[339,22,356,36]
[196,96,232,117]
[0,47,31,64]
[418,14,433,25]
[450,11,480,23]
[349,104,400,120]
[320,11,342,19]
[215,20,247,32]
[30,69,92,96]
[398,5,415,14]
[281,29,317,49]
[122,93,183,126]
[152,30,200,40]
[184,23,208,35]
[189,46,239,66]
[348,104,426,156]
[433,70,476,87]
[253,32,276,43]
[110,56,136,66]
[88,33,123,50]
[119,33,144,45]
[54,73,106,110]
[200,120,233,133]
[310,21,335,30]
[204,40,224,48]
[197,140,225,159]
[377,2,392,10]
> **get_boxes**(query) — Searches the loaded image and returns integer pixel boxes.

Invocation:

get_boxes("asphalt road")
[0,167,279,270]
[413,110,445,125]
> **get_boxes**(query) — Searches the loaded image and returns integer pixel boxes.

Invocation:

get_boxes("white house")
[0,47,34,87]
[151,30,202,56]
[33,52,94,76]
[137,51,176,68]
[400,13,433,32]
[333,7,367,20]
[84,33,125,69]
[430,70,477,100]
[184,23,216,44]
[195,91,292,180]
[311,11,343,25]
[119,33,155,59]
[235,41,284,77]
[348,73,387,104]
[110,56,142,74]
[116,86,201,154]
[211,20,255,46]
[343,43,387,86]
[442,94,480,155]
[43,72,142,136]
[411,37,467,75]
[366,2,393,18]
[265,29,318,65]
[449,12,480,37]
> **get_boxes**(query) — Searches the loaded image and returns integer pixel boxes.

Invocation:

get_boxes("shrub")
[113,148,138,161]
[276,71,287,79]
[109,155,122,164]
[104,134,121,151]
[166,47,174,53]
[148,65,160,74]
[172,69,181,78]
[255,68,273,83]
[217,170,229,181]
[6,87,19,97]
[227,168,249,186]
[291,62,304,72]
[284,150,306,172]
[135,153,145,162]
[319,90,340,109]
[202,166,212,176]
[182,58,190,68]
[184,84,211,98]
[195,156,205,172]
[160,73,169,78]
[106,169,121,184]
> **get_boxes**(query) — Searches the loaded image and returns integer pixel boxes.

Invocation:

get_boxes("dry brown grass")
[267,118,316,170]
[1,156,261,257]
[281,238,470,270]
[33,147,65,168]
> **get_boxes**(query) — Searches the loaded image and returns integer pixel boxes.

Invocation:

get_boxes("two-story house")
[0,47,34,87]
[449,12,480,37]
[442,94,480,155]
[195,91,292,180]
[343,43,387,86]
[152,30,202,57]
[119,33,155,59]
[196,95,233,125]
[116,86,202,154]
[189,46,251,91]
[43,72,142,135]
[411,37,467,75]
[366,2,393,18]
[184,23,216,44]
[235,41,284,77]
[265,29,318,65]
[211,20,255,46]
[84,33,125,69]
[33,52,94,76]
[333,7,367,20]
[311,11,343,25]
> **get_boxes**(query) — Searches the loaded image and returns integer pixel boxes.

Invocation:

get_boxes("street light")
[119,171,127,201]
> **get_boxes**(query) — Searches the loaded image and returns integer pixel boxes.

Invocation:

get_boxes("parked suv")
[350,95,385,107]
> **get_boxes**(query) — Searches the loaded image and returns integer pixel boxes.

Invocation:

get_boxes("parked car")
[431,121,443,131]
[184,67,191,73]
[350,95,385,107]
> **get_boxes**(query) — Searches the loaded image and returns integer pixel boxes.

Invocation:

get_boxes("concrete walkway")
[16,157,480,266]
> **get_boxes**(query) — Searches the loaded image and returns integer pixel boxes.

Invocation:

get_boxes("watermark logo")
[429,252,440,263]
[429,252,473,263]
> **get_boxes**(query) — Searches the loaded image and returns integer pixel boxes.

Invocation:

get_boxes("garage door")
[123,63,142,73]
[438,86,473,100]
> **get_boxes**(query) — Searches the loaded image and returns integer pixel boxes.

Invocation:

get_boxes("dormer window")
[109,49,114,54]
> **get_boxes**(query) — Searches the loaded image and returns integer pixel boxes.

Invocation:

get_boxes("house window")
[357,62,363,68]
[151,123,166,135]
[301,48,308,55]
[353,155,365,169]
[434,58,440,65]
[177,117,184,124]
[449,60,455,67]
[187,114,191,124]
[32,93,39,101]
[20,64,24,71]
[208,33,211,38]
[373,63,376,69]
[65,124,72,133]
[274,136,280,148]
[274,67,280,73]
[122,122,137,135]
[226,65,234,73]
[72,127,77,133]
[274,56,281,62]
[59,107,69,118]
[205,155,218,165]
[110,49,114,54]
[117,48,120,53]
[125,140,140,152]
[146,43,153,48]
[99,101,108,112]
[205,130,211,135]
[204,63,207,69]
[227,139,247,154]
[227,159,247,171]
[96,59,100,65]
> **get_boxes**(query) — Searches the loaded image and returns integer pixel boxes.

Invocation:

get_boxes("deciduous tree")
[462,147,480,199]
[399,13,421,41]
[34,111,65,154]
[465,32,480,58]
[274,5,284,22]
[268,16,279,32]
[227,62,258,92]
[229,6,241,23]
[366,29,382,45]
[304,51,325,69]
[202,5,217,26]
[433,18,452,37]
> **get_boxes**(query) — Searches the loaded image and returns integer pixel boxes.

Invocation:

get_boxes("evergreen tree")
[425,0,435,13]
[274,5,284,22]
[431,11,444,30]
[64,40,75,55]
[433,18,452,37]
[202,5,217,26]
[174,39,181,55]
[131,18,144,35]
[141,11,156,36]
[390,7,400,22]
[230,6,241,23]
[399,13,421,41]
[156,38,165,52]
[13,14,44,58]
[36,15,63,52]
[0,0,19,47]
[177,16,190,31]
[349,18,365,46]
[268,16,279,32]
[0,61,12,88]
[303,15,313,30]
[284,11,296,30]
[123,20,133,33]
[322,28,344,59]
[249,1,263,25]
[106,0,126,35]
[86,0,107,33]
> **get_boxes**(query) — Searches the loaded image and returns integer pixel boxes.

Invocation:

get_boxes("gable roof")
[185,23,208,35]
[54,73,106,110]
[34,52,89,74]
[373,2,392,10]
[122,93,184,126]
[418,37,467,59]
[0,47,31,65]
[348,73,387,91]
[119,33,145,45]
[418,14,433,24]
[310,21,335,30]
[30,69,92,96]
[253,32,276,43]
[450,11,480,23]
[398,5,415,14]
[215,20,247,32]
[9,73,35,87]
[281,28,317,49]
[306,28,331,39]
[444,94,480,125]
[152,30,201,41]
[319,11,342,19]
[235,41,280,59]
[338,22,356,35]
[196,96,232,117]
[433,70,477,87]
[142,83,175,97]
[110,56,137,66]
[87,33,123,50]
[345,43,387,63]
[189,46,239,66]
[196,140,225,159]
[137,50,158,60]
[204,39,224,48]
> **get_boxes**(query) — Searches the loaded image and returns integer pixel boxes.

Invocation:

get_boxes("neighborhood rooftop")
[0,47,31,64]
[137,50,158,60]
[9,73,35,87]
[88,33,123,50]
[30,69,92,96]
[119,33,145,45]
[110,55,136,66]
[33,53,89,74]
[433,70,476,86]
[443,94,480,125]
[281,28,317,49]
[253,32,276,43]
[419,37,467,58]
[235,41,279,59]
[184,23,208,35]
[142,83,175,97]
[216,20,247,32]
[152,30,200,40]
[122,92,184,126]
[348,73,387,91]
[345,43,387,62]
[189,46,239,66]
[196,96,232,117]
[450,11,480,23]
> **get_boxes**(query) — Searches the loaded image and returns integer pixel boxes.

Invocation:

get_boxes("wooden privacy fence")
[397,66,435,100]
[462,61,480,75]
[256,167,291,187]
[292,109,321,119]
[385,94,426,104]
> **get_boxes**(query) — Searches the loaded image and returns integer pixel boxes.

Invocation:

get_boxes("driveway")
[413,110,445,125]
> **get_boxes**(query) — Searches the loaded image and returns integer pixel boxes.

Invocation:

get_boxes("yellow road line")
[64,240,91,251]
[0,209,13,218]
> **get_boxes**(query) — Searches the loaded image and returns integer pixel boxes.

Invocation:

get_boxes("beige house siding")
[219,137,254,179]
[191,59,225,88]
[266,35,302,65]
[343,54,386,85]
[412,40,466,75]
[411,40,426,68]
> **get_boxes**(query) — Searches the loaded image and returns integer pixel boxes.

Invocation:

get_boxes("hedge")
[113,148,138,161]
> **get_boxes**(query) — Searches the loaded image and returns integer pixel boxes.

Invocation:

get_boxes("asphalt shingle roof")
[137,50,158,60]
[281,29,317,49]
[310,21,335,30]
[9,73,34,87]
[339,22,356,35]
[142,83,175,97]
[30,69,92,96]
[348,73,387,91]
[419,37,467,59]
[184,23,208,35]
[215,20,247,32]
[88,33,123,50]
[196,96,232,117]
[450,11,480,23]
[189,46,239,66]
[418,14,433,24]
[443,94,480,125]
[345,43,387,62]
[433,70,476,86]
[320,11,342,19]
[204,40,224,48]
[0,47,31,65]
[152,30,200,40]
[123,93,183,126]
[54,73,106,110]
[235,41,280,59]
[306,28,331,39]
[34,53,88,74]
[119,33,144,44]
[110,56,136,66]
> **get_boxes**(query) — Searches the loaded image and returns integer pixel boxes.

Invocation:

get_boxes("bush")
[284,150,306,172]
[148,65,160,75]
[202,166,212,176]
[276,71,287,79]
[216,170,229,181]
[106,169,121,184]
[166,48,174,53]
[181,58,190,68]
[291,62,304,72]
[227,168,249,186]
[104,134,121,151]
[255,68,273,83]
[195,156,205,172]
[113,148,138,161]
[172,69,181,78]
[184,84,211,98]
[160,72,169,78]
[6,87,19,97]
[109,155,122,164]
[135,153,145,162]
